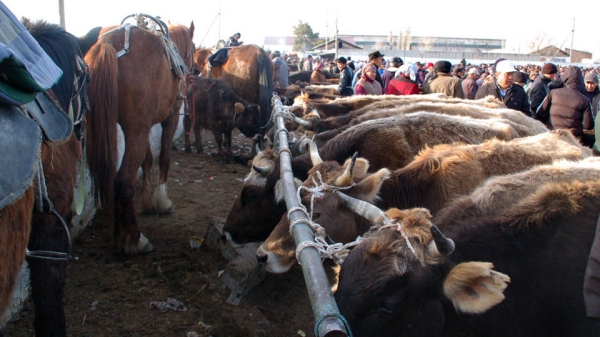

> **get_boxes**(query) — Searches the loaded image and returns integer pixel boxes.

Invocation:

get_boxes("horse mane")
[168,23,195,69]
[21,18,79,109]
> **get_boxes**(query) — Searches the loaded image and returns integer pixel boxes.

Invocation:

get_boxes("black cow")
[184,76,260,162]
[335,157,600,336]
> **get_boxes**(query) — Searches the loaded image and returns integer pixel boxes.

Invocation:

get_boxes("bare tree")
[528,32,554,53]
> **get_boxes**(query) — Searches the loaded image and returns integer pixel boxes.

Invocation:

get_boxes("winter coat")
[461,77,479,100]
[338,66,354,96]
[535,66,593,137]
[583,86,600,119]
[475,81,530,115]
[355,77,383,95]
[528,75,554,117]
[385,75,419,96]
[423,72,465,99]
[381,68,398,93]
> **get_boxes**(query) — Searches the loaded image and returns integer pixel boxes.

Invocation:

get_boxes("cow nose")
[256,254,268,266]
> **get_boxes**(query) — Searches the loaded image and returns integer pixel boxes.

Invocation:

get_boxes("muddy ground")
[3,129,328,337]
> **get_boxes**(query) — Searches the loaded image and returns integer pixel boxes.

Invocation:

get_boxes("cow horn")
[334,152,358,187]
[335,191,385,224]
[293,116,312,127]
[252,165,271,176]
[309,136,323,166]
[428,225,455,256]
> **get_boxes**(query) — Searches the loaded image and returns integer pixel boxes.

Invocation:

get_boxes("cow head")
[223,149,302,247]
[233,102,261,138]
[255,142,391,273]
[334,205,510,336]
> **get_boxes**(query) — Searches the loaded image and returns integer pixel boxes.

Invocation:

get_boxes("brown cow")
[223,112,540,247]
[334,157,600,336]
[256,130,593,273]
[183,76,260,162]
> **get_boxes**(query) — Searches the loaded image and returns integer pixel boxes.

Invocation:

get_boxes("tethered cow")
[256,130,593,273]
[223,112,541,247]
[334,157,600,337]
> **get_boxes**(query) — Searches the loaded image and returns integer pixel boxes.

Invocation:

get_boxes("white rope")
[290,171,361,264]
[378,218,418,258]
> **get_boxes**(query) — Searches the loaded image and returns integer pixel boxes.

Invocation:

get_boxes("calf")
[183,76,260,162]
[256,130,593,273]
[334,157,600,336]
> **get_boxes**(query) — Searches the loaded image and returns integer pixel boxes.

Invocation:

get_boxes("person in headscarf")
[310,60,327,84]
[354,63,383,95]
[385,63,419,96]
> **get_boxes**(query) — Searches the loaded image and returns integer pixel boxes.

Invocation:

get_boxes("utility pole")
[218,3,221,41]
[334,16,338,60]
[58,0,65,29]
[569,18,575,62]
[325,8,328,52]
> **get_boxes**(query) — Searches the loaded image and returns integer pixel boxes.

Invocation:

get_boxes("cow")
[333,157,600,336]
[297,98,547,136]
[183,76,261,162]
[223,111,545,247]
[255,130,593,273]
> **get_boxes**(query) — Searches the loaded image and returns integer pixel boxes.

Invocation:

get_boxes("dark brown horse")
[85,18,194,255]
[193,45,274,140]
[0,19,99,335]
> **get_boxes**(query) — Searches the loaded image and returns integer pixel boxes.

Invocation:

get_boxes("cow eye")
[312,212,321,220]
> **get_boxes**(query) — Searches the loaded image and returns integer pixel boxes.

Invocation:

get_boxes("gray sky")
[5,0,599,59]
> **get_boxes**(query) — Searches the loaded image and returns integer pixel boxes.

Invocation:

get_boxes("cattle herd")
[202,85,600,336]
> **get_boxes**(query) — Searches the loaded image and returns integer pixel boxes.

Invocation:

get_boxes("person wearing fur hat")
[528,62,558,117]
[422,60,465,98]
[475,60,530,115]
[535,66,593,138]
[385,63,419,96]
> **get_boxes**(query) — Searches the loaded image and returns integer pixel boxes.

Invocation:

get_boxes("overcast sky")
[4,0,599,59]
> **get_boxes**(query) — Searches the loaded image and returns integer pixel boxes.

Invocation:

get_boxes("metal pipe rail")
[271,94,350,337]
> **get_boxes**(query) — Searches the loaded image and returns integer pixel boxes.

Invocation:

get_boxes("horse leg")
[28,137,80,336]
[153,114,178,215]
[115,131,153,255]
[139,143,155,214]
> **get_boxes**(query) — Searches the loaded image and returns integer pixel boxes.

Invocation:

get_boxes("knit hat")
[542,63,558,75]
[584,72,598,83]
[434,60,452,73]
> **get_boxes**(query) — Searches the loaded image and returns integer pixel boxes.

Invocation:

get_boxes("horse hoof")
[137,233,154,254]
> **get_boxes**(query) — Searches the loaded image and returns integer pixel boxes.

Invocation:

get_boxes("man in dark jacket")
[336,57,354,96]
[474,60,530,115]
[584,215,600,319]
[528,63,558,118]
[535,66,593,138]
[367,50,385,88]
[583,72,600,119]
[381,57,403,93]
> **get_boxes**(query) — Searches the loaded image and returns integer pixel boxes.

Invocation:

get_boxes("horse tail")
[84,41,118,210]
[257,49,274,133]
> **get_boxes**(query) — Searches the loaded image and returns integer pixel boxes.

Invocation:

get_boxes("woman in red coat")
[385,63,420,95]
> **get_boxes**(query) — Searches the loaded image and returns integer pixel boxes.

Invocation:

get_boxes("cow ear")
[443,262,510,314]
[234,102,244,113]
[348,168,391,203]
[274,178,302,203]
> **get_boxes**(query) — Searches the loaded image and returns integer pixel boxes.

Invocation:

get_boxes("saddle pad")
[0,103,42,209]
[26,91,73,143]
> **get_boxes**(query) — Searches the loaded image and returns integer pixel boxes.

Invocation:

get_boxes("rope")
[378,218,418,259]
[314,313,353,337]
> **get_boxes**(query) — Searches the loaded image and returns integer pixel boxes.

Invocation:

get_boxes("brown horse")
[193,45,274,141]
[0,19,99,335]
[85,18,195,255]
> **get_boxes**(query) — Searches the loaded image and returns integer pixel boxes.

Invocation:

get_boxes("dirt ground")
[2,129,322,337]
